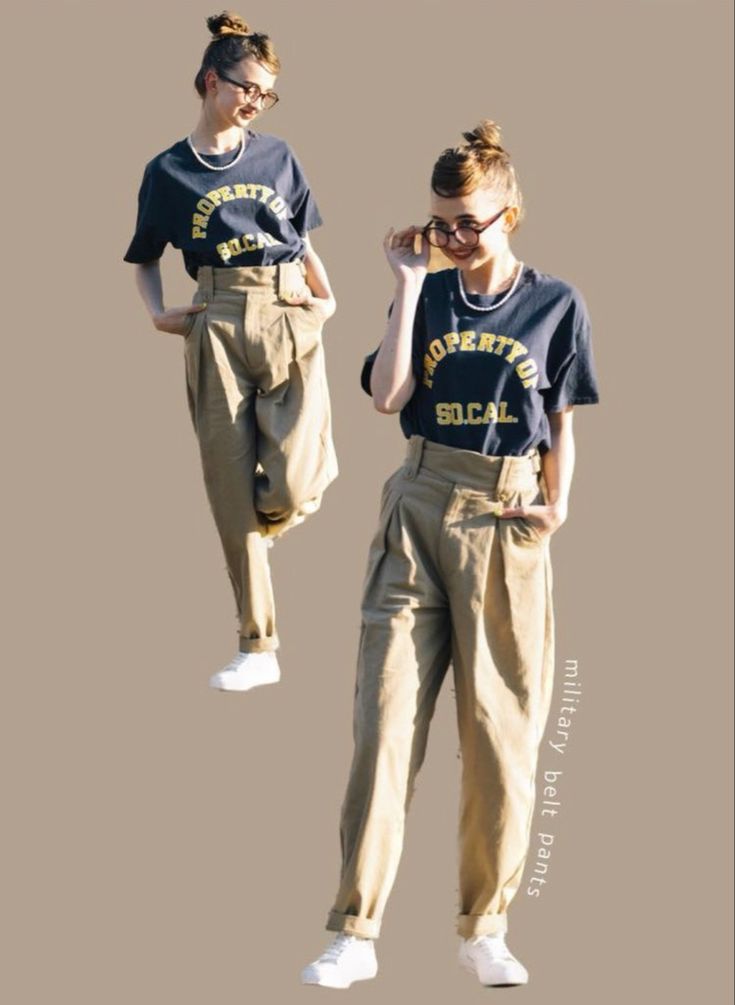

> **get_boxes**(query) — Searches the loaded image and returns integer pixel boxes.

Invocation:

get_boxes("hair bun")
[462,120,507,159]
[207,10,251,39]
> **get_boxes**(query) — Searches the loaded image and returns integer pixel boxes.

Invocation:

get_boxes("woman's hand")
[497,500,568,538]
[152,303,207,337]
[281,288,337,320]
[384,226,429,283]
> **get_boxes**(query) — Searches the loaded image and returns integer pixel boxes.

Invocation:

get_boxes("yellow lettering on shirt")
[422,328,540,393]
[429,338,447,362]
[215,232,285,263]
[516,359,539,389]
[191,183,294,238]
[434,401,519,426]
[436,403,452,425]
[493,334,514,355]
[505,340,528,364]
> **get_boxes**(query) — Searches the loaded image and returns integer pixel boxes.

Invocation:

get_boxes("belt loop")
[405,435,425,479]
[526,448,542,474]
[276,260,304,300]
[197,266,214,300]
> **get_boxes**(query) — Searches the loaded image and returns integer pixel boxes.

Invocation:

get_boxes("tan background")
[2,1,732,1001]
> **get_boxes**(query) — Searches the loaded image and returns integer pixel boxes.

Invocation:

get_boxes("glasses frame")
[218,73,280,110]
[422,206,510,249]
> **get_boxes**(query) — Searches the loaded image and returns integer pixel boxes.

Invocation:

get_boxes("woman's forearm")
[370,277,422,413]
[134,260,165,321]
[542,407,576,518]
[302,238,334,302]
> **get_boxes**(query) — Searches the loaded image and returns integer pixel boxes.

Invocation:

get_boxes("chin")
[450,252,478,269]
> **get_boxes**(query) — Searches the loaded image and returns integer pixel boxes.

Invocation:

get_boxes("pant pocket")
[284,304,324,359]
[512,480,547,546]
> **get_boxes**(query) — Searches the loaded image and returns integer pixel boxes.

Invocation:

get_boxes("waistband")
[403,435,541,497]
[196,260,307,299]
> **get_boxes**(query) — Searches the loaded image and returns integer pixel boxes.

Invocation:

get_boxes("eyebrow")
[429,214,478,224]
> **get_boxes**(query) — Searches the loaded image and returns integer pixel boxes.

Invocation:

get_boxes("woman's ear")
[503,206,520,232]
[203,68,219,95]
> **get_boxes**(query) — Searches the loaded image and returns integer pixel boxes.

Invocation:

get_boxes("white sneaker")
[301,933,378,989]
[207,651,280,692]
[459,933,529,986]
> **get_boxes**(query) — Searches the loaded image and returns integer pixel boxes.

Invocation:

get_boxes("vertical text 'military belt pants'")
[326,435,554,939]
[182,261,338,653]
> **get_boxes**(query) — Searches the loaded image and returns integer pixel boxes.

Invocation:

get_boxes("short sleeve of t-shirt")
[541,291,599,412]
[360,295,427,396]
[124,161,169,264]
[288,151,323,236]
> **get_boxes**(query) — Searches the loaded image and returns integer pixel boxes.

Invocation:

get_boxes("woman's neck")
[190,109,244,154]
[461,251,520,295]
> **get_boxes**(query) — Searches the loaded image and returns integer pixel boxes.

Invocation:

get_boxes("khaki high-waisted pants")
[183,261,338,653]
[326,435,554,939]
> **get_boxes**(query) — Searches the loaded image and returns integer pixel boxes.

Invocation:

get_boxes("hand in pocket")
[497,501,567,539]
[153,303,207,337]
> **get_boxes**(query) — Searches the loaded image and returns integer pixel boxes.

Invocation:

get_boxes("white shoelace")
[321,934,359,962]
[470,934,514,961]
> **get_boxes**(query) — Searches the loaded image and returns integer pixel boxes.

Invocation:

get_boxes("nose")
[446,232,467,250]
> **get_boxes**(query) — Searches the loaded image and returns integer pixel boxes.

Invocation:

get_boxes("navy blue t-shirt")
[361,266,599,456]
[124,130,322,279]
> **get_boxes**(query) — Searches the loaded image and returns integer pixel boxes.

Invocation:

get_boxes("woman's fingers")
[496,504,564,537]
[385,225,422,248]
[153,303,207,336]
[496,505,527,519]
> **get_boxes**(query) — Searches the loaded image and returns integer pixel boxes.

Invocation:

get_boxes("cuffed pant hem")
[457,913,508,938]
[326,911,381,940]
[238,636,279,654]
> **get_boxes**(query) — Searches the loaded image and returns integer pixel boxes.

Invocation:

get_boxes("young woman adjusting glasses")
[301,120,599,990]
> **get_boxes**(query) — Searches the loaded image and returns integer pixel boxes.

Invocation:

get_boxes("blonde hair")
[194,11,281,97]
[431,120,524,231]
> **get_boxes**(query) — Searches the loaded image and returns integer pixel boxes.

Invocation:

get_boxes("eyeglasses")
[422,206,510,249]
[218,73,279,110]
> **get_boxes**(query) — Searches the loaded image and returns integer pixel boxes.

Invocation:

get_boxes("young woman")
[124,12,338,692]
[301,121,599,989]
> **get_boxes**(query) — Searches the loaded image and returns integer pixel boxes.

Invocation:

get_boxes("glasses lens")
[424,226,449,248]
[455,227,480,248]
[262,92,278,109]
